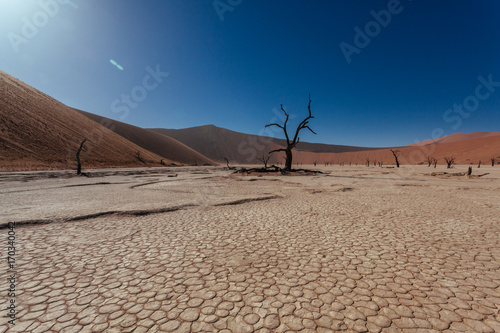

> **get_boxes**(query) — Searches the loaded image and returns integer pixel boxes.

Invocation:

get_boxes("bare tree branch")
[265,123,285,130]
[292,94,315,144]
[390,149,400,168]
[269,148,287,154]
[304,126,316,135]
[266,94,316,170]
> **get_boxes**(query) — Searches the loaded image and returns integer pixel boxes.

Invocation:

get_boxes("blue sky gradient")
[1,0,499,147]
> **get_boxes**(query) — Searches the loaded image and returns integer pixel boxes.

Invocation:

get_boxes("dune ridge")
[0,70,171,171]
[1,69,499,171]
[77,110,213,165]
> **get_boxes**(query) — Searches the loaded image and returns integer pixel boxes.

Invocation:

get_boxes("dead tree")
[478,160,481,168]
[256,154,271,169]
[467,167,472,176]
[390,149,400,168]
[491,157,496,167]
[366,158,370,167]
[444,156,455,169]
[136,151,145,163]
[266,94,316,170]
[432,157,438,168]
[426,156,433,167]
[76,139,87,175]
[224,157,230,168]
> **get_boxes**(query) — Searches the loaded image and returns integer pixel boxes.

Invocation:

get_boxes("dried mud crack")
[214,195,282,206]
[0,195,282,229]
[0,204,195,229]
[1,166,499,333]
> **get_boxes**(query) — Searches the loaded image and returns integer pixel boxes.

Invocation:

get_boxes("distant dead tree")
[266,94,316,170]
[444,156,455,168]
[432,157,438,168]
[390,149,400,168]
[366,158,370,167]
[478,160,481,168]
[160,159,166,166]
[491,157,496,167]
[378,161,383,167]
[426,156,433,167]
[313,161,317,166]
[256,154,271,169]
[224,157,230,168]
[136,151,145,163]
[76,139,87,175]
[467,166,472,176]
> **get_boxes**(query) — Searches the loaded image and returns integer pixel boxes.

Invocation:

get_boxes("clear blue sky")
[1,0,499,147]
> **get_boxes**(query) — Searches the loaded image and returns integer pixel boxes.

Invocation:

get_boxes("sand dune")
[152,125,500,166]
[408,131,500,146]
[289,133,500,166]
[1,69,498,171]
[150,125,378,164]
[0,70,171,171]
[77,110,214,165]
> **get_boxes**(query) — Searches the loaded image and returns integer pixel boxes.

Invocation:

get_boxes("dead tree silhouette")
[426,156,433,167]
[136,151,145,164]
[256,154,271,169]
[444,156,455,168]
[76,139,87,175]
[266,94,316,171]
[390,149,400,168]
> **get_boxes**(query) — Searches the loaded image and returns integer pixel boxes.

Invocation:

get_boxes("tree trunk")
[76,139,86,175]
[76,154,82,175]
[285,149,293,170]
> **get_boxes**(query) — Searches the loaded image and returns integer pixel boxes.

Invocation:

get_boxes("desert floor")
[1,165,499,332]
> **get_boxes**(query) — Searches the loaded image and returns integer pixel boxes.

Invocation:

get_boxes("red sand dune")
[151,125,378,165]
[77,110,213,165]
[0,70,173,171]
[408,132,500,146]
[292,134,500,166]
[1,69,498,171]
[152,125,500,166]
